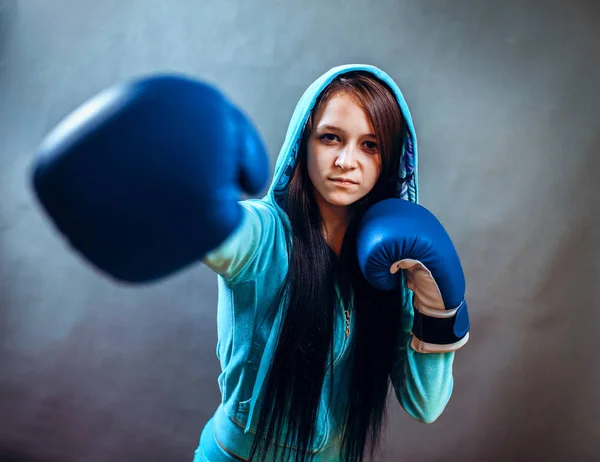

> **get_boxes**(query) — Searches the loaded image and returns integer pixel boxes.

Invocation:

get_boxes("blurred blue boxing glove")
[357,198,470,353]
[31,74,269,283]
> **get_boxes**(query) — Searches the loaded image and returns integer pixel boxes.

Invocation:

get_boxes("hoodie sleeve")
[202,199,281,282]
[390,290,455,424]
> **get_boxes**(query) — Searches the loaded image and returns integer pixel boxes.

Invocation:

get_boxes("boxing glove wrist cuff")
[410,332,470,353]
[410,301,470,353]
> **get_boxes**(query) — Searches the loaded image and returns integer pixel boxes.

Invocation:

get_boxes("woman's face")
[307,92,382,210]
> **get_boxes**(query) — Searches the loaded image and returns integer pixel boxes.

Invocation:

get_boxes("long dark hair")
[250,71,407,461]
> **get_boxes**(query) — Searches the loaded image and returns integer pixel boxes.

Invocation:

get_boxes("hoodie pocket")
[232,344,263,428]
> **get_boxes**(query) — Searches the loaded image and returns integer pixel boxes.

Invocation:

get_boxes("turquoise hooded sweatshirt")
[197,64,455,461]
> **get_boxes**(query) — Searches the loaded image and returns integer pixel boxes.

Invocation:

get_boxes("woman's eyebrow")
[317,124,376,138]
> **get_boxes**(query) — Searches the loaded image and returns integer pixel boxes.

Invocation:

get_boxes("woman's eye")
[364,141,378,151]
[320,134,338,143]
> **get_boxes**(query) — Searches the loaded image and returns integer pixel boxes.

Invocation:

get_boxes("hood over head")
[264,64,419,217]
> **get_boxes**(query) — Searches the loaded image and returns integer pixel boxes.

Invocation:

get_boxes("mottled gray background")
[1,0,599,461]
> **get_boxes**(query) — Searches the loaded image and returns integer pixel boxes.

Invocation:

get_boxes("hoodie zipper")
[333,307,351,369]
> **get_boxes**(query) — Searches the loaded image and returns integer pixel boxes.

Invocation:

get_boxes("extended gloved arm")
[31,74,269,284]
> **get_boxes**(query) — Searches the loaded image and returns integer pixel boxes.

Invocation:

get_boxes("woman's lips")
[330,177,358,186]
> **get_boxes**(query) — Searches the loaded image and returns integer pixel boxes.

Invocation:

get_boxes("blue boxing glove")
[357,198,470,353]
[31,74,269,283]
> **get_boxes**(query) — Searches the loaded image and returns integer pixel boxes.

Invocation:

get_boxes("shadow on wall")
[0,449,52,462]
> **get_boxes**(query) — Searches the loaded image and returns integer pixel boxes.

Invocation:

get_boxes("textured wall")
[1,0,599,460]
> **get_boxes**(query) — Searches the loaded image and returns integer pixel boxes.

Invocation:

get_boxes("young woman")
[31,64,468,462]
[196,65,458,461]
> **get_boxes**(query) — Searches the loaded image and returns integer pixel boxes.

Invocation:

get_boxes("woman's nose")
[334,146,358,170]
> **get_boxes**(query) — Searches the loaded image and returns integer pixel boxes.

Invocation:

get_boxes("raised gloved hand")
[356,198,470,353]
[31,74,269,283]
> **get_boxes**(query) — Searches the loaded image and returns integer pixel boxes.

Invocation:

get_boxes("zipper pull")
[345,309,351,337]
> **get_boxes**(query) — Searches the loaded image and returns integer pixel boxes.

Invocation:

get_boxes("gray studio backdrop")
[1,1,599,461]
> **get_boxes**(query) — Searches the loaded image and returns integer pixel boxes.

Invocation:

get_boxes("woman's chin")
[322,193,364,208]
